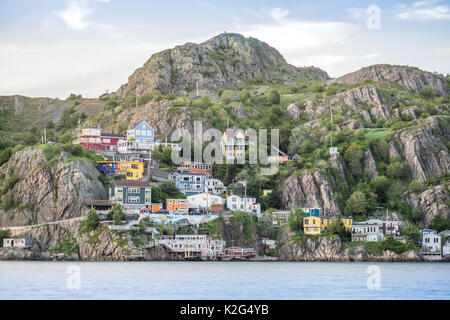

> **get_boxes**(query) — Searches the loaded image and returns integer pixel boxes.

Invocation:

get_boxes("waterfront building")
[351,222,384,242]
[366,219,400,237]
[224,247,256,257]
[303,214,353,235]
[226,194,261,215]
[420,229,441,253]
[3,237,32,249]
[440,230,450,257]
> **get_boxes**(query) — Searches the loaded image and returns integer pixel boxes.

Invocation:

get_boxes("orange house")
[151,203,163,213]
[166,199,189,214]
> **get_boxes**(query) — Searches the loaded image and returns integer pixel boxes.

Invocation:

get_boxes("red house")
[74,128,125,151]
[176,161,213,176]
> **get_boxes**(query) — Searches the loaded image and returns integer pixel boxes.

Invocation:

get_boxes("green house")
[109,180,151,208]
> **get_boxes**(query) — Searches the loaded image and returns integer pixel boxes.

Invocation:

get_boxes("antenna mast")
[330,106,334,148]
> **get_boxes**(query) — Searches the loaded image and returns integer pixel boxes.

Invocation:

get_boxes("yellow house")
[303,216,323,234]
[222,127,248,161]
[303,215,353,235]
[116,161,144,180]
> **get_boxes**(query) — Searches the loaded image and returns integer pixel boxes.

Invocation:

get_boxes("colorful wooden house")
[177,161,213,176]
[303,214,353,235]
[118,121,155,153]
[74,128,125,151]
[109,180,151,210]
[169,172,207,195]
[97,161,144,180]
[166,199,189,214]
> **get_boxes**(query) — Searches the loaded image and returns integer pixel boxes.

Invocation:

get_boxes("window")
[128,196,140,203]
[128,188,140,194]
[136,130,141,135]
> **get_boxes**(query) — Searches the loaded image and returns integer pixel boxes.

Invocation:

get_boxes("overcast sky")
[1,0,449,98]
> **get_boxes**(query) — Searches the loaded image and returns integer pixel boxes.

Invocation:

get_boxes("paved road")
[0,216,86,231]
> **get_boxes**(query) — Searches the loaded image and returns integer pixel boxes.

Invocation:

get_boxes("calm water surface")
[0,261,449,299]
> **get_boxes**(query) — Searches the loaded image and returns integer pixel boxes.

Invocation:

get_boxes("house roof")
[224,126,248,138]
[129,120,150,130]
[112,180,151,188]
[101,133,126,138]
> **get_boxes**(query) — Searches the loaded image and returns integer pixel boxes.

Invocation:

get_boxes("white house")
[118,121,154,154]
[351,222,384,242]
[421,230,441,253]
[205,178,226,196]
[366,219,400,237]
[440,230,450,256]
[3,237,32,248]
[187,193,226,210]
[226,194,261,215]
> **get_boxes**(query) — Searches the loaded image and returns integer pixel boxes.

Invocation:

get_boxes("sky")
[0,0,449,98]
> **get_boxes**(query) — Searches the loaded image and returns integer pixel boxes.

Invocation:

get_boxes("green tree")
[419,86,439,98]
[429,213,450,232]
[408,180,426,194]
[221,90,233,104]
[110,204,124,225]
[267,89,280,105]
[345,191,368,216]
[402,224,421,243]
[46,119,55,129]
[288,208,305,232]
[370,176,390,204]
[326,217,346,237]
[81,209,99,233]
[0,229,11,246]
[344,144,364,177]
[238,89,250,103]
[386,161,409,179]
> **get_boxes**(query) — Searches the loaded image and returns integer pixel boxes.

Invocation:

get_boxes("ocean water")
[0,261,449,300]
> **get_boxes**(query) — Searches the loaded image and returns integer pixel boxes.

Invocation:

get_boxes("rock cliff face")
[388,117,450,183]
[281,171,341,213]
[0,148,107,227]
[330,64,448,96]
[221,215,265,255]
[409,185,450,226]
[115,33,328,97]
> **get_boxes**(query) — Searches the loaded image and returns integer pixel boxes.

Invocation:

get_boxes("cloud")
[236,8,359,52]
[57,1,92,30]
[56,0,111,30]
[235,8,360,58]
[396,0,450,20]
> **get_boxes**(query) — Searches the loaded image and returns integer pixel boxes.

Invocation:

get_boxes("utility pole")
[330,105,334,148]
[136,88,139,108]
[196,80,199,97]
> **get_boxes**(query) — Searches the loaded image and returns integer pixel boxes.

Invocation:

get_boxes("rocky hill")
[329,64,448,96]
[115,33,329,98]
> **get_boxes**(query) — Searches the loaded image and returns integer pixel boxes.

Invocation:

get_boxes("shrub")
[80,209,99,233]
[267,89,281,105]
[408,180,426,194]
[238,89,250,103]
[386,161,409,179]
[0,229,11,246]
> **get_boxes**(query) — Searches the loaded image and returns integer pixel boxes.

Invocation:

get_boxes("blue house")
[127,121,154,144]
[169,172,207,196]
[302,207,321,217]
[97,161,119,176]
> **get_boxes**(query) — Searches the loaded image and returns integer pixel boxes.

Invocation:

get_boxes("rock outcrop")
[115,33,328,97]
[0,148,107,227]
[330,64,448,96]
[388,116,450,183]
[281,171,341,214]
[409,185,450,226]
